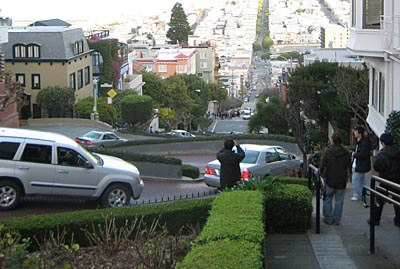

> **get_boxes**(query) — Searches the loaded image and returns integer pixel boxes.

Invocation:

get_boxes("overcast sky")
[1,0,213,22]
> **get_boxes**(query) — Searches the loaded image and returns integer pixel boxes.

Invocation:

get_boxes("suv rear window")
[0,142,20,160]
[21,144,52,164]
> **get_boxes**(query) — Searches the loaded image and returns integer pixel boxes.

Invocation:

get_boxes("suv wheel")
[0,180,21,211]
[101,184,131,208]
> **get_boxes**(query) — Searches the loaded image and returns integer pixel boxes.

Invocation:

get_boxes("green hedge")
[112,133,296,148]
[178,191,265,269]
[264,176,309,187]
[90,148,182,165]
[196,191,265,245]
[176,239,263,269]
[182,164,200,179]
[265,184,312,233]
[0,198,214,250]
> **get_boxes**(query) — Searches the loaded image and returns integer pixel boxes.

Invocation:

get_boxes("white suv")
[0,128,144,210]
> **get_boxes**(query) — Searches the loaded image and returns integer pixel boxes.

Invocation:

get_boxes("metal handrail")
[362,175,400,254]
[308,164,324,234]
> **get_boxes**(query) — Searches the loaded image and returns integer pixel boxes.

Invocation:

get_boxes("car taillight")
[241,169,252,180]
[85,140,93,145]
[205,165,215,175]
[75,138,80,143]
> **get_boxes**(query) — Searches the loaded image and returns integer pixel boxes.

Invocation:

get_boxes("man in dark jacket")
[351,126,371,201]
[217,139,245,189]
[369,133,400,227]
[320,132,352,225]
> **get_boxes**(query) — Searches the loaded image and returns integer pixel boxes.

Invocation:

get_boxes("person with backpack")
[320,132,352,225]
[368,133,400,227]
[351,126,371,201]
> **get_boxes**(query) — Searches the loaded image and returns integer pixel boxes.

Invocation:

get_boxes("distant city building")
[155,48,197,79]
[303,48,364,68]
[347,0,400,136]
[29,19,71,27]
[320,24,349,48]
[0,16,12,27]
[0,26,93,119]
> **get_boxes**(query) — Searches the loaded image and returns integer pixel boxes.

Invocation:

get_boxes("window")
[79,41,84,54]
[158,65,167,73]
[265,151,280,163]
[31,74,41,89]
[275,148,290,160]
[200,52,207,59]
[57,147,88,167]
[363,0,383,29]
[371,67,385,114]
[84,66,90,85]
[103,134,118,140]
[176,65,187,73]
[92,51,103,67]
[21,144,52,164]
[13,44,26,58]
[200,62,208,68]
[16,74,25,86]
[352,0,356,27]
[27,44,40,58]
[0,142,20,160]
[242,150,260,164]
[77,69,83,89]
[69,73,76,90]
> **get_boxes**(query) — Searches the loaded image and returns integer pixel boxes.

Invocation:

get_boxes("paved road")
[0,180,215,220]
[209,118,249,134]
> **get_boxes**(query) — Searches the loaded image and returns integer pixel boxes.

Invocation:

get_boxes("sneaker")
[323,219,334,225]
[367,218,380,226]
[394,218,400,227]
[351,196,360,201]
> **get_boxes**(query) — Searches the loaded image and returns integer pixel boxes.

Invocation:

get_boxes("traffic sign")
[107,89,117,98]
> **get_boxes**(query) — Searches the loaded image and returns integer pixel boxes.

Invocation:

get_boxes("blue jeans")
[323,185,345,224]
[352,172,366,199]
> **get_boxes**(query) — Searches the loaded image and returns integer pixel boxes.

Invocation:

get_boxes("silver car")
[75,131,127,148]
[204,144,302,188]
[0,128,143,210]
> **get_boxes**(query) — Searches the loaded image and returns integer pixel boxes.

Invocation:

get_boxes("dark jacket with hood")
[353,137,371,173]
[320,144,352,189]
[373,145,400,185]
[217,145,245,189]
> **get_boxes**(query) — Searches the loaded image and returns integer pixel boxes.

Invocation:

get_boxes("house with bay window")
[347,0,400,136]
[0,26,93,119]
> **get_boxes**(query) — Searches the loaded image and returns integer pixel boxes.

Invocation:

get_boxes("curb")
[142,176,204,183]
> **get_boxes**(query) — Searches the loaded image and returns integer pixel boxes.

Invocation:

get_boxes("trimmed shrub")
[0,198,214,250]
[91,148,182,165]
[182,164,200,179]
[121,95,153,127]
[196,191,264,244]
[264,176,308,187]
[265,184,312,233]
[176,239,263,269]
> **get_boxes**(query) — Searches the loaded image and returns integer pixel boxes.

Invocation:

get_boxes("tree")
[142,72,168,107]
[0,71,27,112]
[121,95,153,128]
[75,97,117,125]
[253,42,262,52]
[112,90,137,124]
[248,97,289,135]
[262,37,274,50]
[36,86,75,118]
[166,2,192,44]
[261,52,271,60]
[385,111,400,146]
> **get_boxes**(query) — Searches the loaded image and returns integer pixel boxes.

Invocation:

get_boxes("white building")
[347,0,400,136]
[321,24,349,48]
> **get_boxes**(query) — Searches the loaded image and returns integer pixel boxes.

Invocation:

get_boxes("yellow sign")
[107,89,117,98]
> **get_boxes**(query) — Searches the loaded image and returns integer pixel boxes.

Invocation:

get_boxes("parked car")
[0,127,144,210]
[242,111,251,120]
[170,130,196,138]
[204,144,302,188]
[75,131,127,148]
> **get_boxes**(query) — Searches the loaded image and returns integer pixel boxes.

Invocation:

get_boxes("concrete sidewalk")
[266,183,400,269]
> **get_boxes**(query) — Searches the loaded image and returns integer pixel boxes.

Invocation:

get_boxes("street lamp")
[91,79,99,120]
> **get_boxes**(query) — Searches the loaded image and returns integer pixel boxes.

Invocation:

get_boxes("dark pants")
[375,186,400,225]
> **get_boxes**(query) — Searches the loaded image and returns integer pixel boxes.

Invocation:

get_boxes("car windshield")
[242,150,260,164]
[84,131,102,139]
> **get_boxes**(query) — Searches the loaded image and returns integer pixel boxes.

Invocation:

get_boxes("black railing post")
[370,177,376,254]
[308,166,312,190]
[315,169,321,234]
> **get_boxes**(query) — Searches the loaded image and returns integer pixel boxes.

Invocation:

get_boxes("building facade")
[347,0,400,136]
[0,26,93,118]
